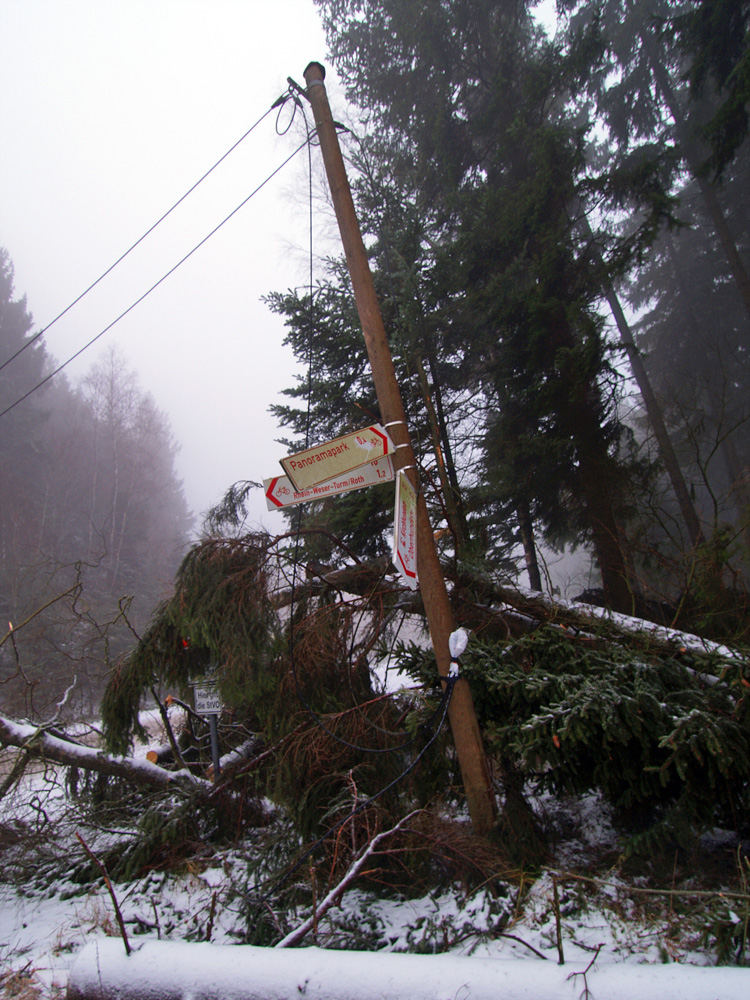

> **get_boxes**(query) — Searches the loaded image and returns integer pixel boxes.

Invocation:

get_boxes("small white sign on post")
[393,469,418,590]
[193,682,223,716]
[280,424,394,492]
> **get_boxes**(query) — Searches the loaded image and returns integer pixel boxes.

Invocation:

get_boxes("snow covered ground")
[1,719,748,999]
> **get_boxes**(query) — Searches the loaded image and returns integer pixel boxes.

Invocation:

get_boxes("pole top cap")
[304,61,326,82]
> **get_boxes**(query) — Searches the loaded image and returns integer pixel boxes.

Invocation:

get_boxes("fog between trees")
[0,248,192,717]
[2,0,749,720]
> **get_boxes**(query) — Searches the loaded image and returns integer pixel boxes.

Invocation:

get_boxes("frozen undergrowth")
[1,744,748,998]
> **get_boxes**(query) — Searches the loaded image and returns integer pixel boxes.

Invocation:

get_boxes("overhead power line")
[0,134,312,421]
[0,93,290,377]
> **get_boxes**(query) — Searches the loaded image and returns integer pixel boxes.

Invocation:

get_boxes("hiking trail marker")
[192,680,222,781]
[265,454,394,509]
[192,681,222,716]
[393,469,418,590]
[265,423,418,589]
[280,424,393,491]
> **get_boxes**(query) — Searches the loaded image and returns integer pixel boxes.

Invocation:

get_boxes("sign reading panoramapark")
[280,424,394,492]
[264,455,394,509]
[393,469,418,590]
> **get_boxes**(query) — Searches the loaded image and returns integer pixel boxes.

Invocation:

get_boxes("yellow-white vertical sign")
[393,469,418,590]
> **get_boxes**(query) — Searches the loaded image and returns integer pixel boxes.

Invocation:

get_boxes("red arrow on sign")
[393,469,418,590]
[265,456,395,510]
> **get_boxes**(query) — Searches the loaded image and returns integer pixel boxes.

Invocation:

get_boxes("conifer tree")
[0,249,53,620]
[669,0,750,179]
[312,0,647,609]
[559,0,750,322]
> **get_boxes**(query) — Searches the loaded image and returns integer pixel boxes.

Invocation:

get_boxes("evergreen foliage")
[564,0,750,596]
[292,0,750,618]
[265,267,433,566]
[396,625,750,851]
[669,0,750,178]
[304,0,675,610]
[102,535,281,754]
[101,533,430,840]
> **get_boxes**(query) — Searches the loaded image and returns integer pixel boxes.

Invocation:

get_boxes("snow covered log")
[66,937,749,1000]
[0,715,211,793]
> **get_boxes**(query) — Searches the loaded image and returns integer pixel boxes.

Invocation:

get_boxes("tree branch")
[0,713,211,794]
[275,810,420,948]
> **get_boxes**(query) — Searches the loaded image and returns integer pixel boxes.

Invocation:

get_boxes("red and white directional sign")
[393,469,418,590]
[280,424,394,491]
[264,455,395,510]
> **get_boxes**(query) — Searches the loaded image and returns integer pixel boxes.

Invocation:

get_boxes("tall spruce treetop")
[318,0,544,200]
[669,0,750,178]
[310,0,646,610]
[559,0,750,321]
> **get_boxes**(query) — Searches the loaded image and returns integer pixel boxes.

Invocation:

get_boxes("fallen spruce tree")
[2,531,749,876]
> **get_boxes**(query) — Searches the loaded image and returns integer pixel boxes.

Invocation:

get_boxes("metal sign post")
[193,682,223,781]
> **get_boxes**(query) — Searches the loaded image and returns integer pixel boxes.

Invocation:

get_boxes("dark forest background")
[267,0,749,634]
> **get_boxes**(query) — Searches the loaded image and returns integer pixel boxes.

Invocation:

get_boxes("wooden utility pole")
[302,62,497,835]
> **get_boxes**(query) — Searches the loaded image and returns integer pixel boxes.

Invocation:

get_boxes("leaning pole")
[302,61,496,835]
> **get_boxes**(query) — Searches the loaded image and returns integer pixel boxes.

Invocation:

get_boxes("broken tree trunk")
[272,553,741,665]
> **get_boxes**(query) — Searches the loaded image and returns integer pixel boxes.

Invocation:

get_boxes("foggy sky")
[1,0,340,532]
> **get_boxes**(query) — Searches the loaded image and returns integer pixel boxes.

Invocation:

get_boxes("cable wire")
[0,134,311,421]
[0,96,289,377]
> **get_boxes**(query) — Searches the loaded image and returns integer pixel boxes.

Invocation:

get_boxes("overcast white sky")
[1,0,343,531]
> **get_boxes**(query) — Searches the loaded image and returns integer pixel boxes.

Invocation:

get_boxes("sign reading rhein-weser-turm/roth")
[393,469,418,590]
[280,424,394,492]
[264,455,394,509]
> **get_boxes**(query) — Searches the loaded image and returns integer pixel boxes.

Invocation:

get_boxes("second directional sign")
[281,424,394,491]
[265,455,394,509]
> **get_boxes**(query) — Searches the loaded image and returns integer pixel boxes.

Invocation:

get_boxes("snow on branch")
[0,713,211,793]
[275,810,420,948]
